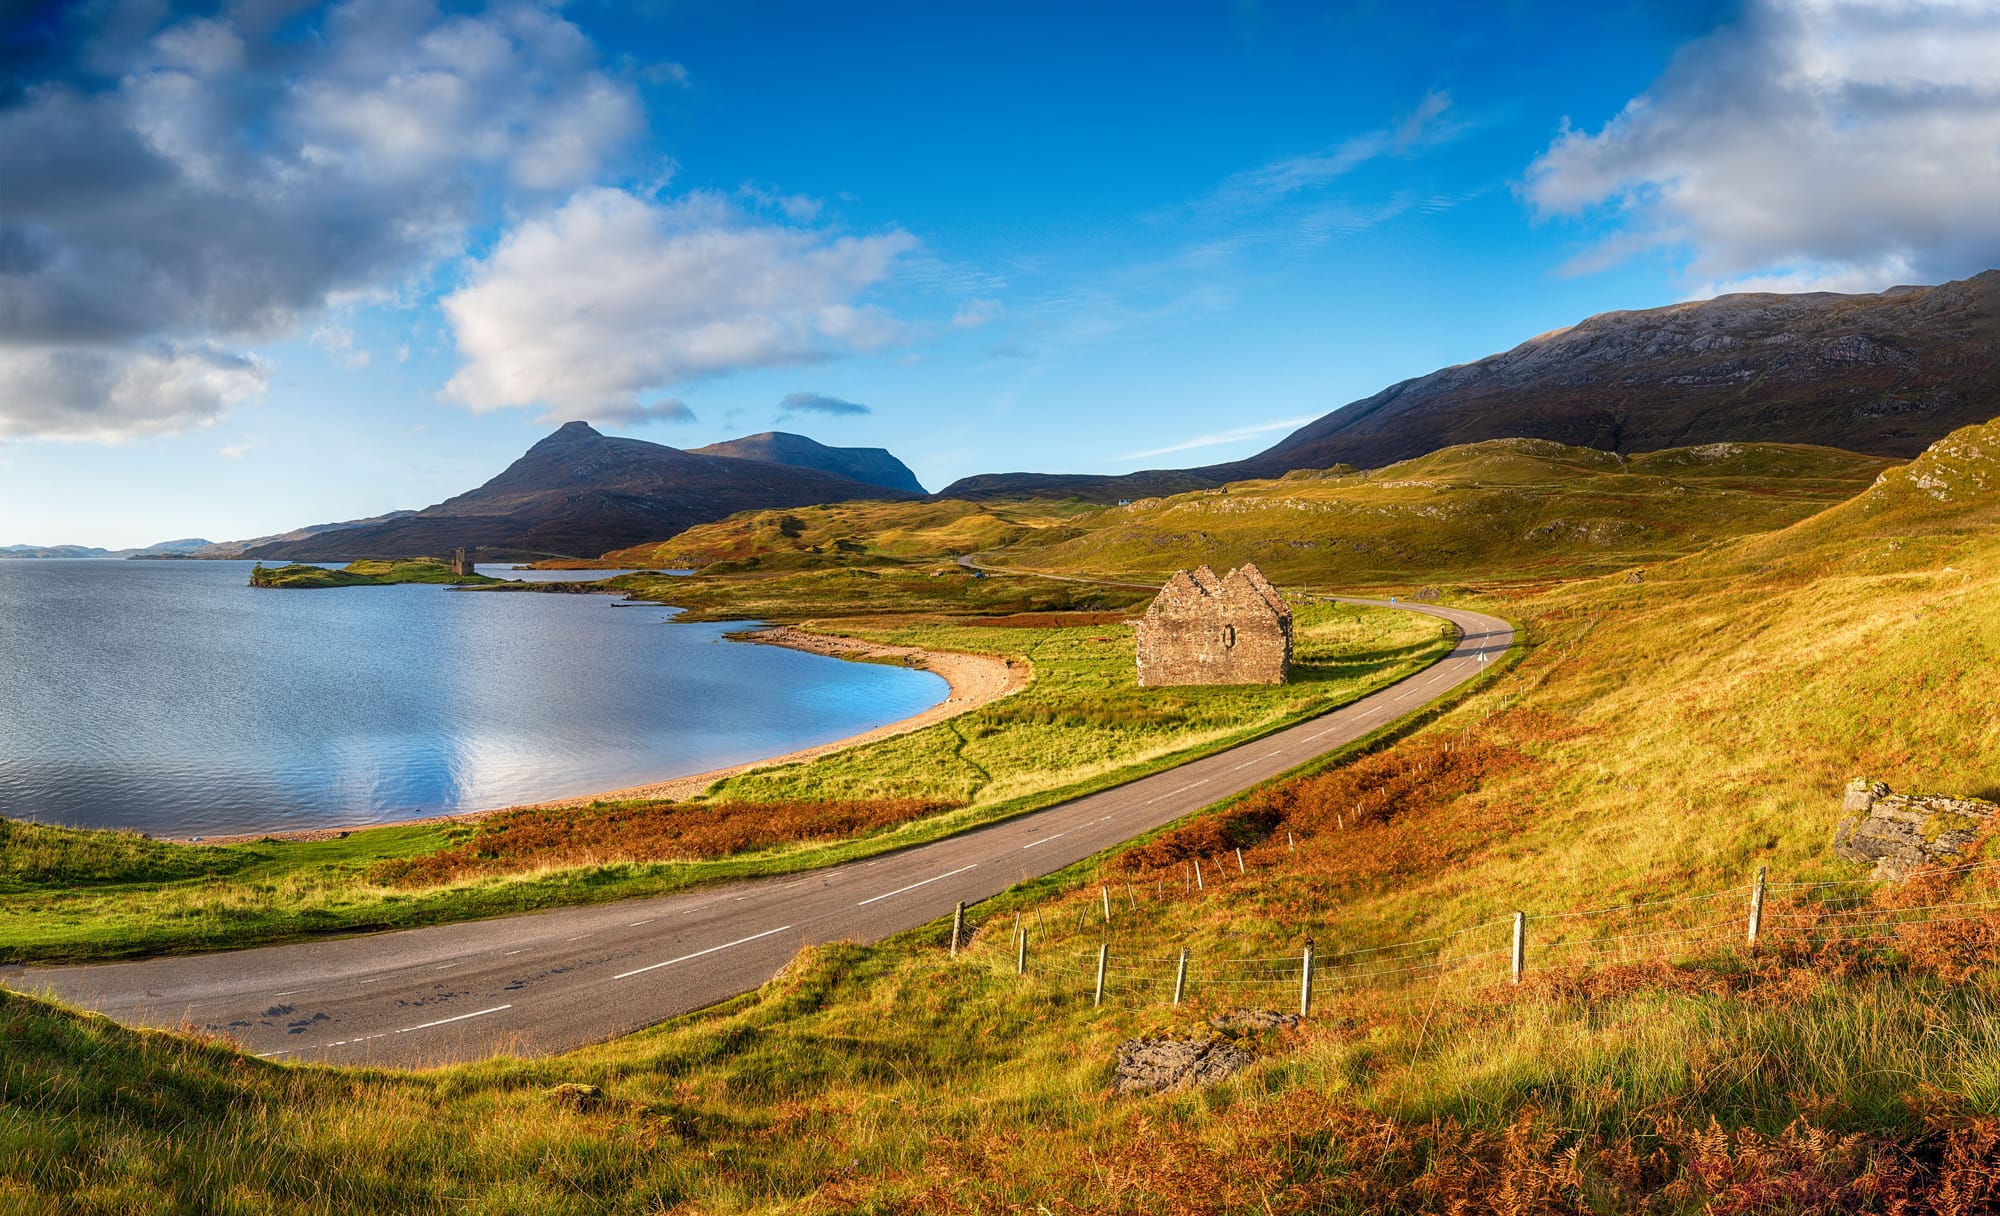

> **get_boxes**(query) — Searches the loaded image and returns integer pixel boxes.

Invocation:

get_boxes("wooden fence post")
[950,901,965,957]
[1287,831,1295,852]
[1235,847,1246,874]
[1300,940,1315,1018]
[1173,947,1188,1006]
[1017,926,1028,976]
[1194,860,1205,891]
[1094,944,1108,1007]
[1747,866,1767,950]
[1510,912,1526,985]
[1102,885,1112,924]
[1126,884,1137,910]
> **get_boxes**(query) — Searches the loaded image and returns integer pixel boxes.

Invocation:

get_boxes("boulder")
[1833,779,1996,880]
[1209,1008,1301,1035]
[1624,570,1645,584]
[1112,1037,1253,1096]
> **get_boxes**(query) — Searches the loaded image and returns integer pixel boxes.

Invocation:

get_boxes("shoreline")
[184,625,1027,846]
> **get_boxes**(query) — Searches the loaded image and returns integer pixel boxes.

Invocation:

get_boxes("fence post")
[1747,866,1767,950]
[1102,885,1112,924]
[1510,912,1526,985]
[1127,884,1137,910]
[1287,831,1295,852]
[950,901,965,957]
[1194,860,1205,891]
[1235,847,1246,874]
[1173,947,1188,1006]
[1017,926,1028,976]
[1094,944,1108,1007]
[1300,939,1315,1018]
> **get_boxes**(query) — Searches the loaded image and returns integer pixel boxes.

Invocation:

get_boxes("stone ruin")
[449,547,476,577]
[1136,563,1292,687]
[1833,779,1996,880]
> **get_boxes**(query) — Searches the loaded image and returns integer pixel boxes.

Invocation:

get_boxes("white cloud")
[547,398,698,428]
[0,1,641,443]
[311,325,371,369]
[442,188,915,415]
[1525,0,2000,291]
[0,344,267,443]
[218,440,256,459]
[777,392,870,417]
[1201,91,1457,215]
[951,298,1004,329]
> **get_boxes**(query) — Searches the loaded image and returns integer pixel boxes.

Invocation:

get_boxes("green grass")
[5,423,1996,1213]
[248,559,503,589]
[0,604,1447,965]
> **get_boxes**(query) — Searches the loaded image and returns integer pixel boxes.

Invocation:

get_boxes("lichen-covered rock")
[1112,1037,1253,1096]
[547,1083,605,1111]
[1833,779,1996,881]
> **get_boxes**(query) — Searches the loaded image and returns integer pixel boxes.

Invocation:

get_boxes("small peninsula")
[248,559,504,589]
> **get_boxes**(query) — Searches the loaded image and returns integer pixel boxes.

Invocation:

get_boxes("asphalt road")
[15,599,1512,1069]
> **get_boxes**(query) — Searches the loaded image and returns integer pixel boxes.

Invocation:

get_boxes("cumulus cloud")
[777,392,871,417]
[442,189,915,415]
[0,344,267,443]
[1525,0,2000,292]
[0,0,641,442]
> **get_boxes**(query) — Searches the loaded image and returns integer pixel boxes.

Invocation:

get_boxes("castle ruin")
[450,548,475,577]
[1136,563,1292,687]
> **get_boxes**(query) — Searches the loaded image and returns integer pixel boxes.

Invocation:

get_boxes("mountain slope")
[242,423,919,562]
[690,432,926,495]
[939,271,2000,502]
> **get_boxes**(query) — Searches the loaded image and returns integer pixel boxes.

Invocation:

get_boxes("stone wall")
[1833,778,1996,880]
[1136,563,1291,687]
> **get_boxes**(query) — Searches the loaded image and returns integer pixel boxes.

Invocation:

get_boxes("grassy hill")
[978,438,1894,588]
[5,423,1996,1213]
[247,559,502,588]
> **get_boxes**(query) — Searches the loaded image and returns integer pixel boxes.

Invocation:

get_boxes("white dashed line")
[396,1004,512,1034]
[856,863,979,906]
[614,924,796,980]
[629,919,654,927]
[1023,832,1066,849]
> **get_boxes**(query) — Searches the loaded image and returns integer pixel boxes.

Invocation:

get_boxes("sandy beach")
[188,626,1026,845]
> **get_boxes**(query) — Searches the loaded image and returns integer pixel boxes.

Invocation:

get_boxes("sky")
[3,0,1997,548]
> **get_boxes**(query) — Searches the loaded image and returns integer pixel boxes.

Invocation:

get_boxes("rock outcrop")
[1111,1037,1254,1096]
[1833,779,1996,880]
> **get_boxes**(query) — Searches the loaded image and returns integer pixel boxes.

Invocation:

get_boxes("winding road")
[14,598,1512,1069]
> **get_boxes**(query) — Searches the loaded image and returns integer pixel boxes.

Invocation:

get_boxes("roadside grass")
[4,422,1994,1213]
[0,604,1447,965]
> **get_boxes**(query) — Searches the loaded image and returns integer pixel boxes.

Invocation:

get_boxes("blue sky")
[4,0,1997,547]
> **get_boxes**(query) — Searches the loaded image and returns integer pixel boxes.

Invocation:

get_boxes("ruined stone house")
[1136,563,1292,686]
[450,548,475,577]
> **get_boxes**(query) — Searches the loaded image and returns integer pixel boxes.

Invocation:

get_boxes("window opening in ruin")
[1223,624,1236,648]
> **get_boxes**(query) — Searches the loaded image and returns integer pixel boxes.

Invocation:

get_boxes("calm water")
[0,560,944,836]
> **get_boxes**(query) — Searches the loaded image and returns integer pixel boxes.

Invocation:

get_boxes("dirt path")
[187,628,1026,845]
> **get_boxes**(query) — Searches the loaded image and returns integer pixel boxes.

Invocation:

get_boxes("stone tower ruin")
[1136,563,1292,687]
[450,548,475,577]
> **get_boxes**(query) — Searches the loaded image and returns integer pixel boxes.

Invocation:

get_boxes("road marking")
[629,919,654,927]
[614,924,796,980]
[504,950,523,956]
[564,935,592,942]
[255,1049,291,1058]
[856,863,979,906]
[1022,832,1066,849]
[272,990,299,997]
[396,1004,512,1034]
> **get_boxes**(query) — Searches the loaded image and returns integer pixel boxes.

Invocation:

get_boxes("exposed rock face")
[1136,563,1292,686]
[1112,1037,1254,1096]
[1833,779,1996,880]
[1209,1008,1301,1034]
[690,431,927,495]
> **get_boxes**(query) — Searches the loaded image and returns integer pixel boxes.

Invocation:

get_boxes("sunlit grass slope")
[988,437,1895,587]
[4,425,1995,1213]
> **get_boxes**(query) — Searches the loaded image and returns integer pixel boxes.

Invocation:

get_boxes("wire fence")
[948,852,2000,1015]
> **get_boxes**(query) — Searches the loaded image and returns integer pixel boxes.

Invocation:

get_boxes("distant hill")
[939,271,2000,501]
[191,514,419,558]
[983,437,1898,586]
[241,422,921,562]
[1,538,212,559]
[690,432,926,495]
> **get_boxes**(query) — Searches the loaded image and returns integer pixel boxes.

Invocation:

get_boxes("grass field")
[0,604,1446,965]
[248,559,503,589]
[4,423,1995,1213]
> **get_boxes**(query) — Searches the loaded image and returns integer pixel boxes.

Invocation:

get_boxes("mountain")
[241,422,921,562]
[938,271,2000,502]
[0,538,212,559]
[690,432,926,495]
[190,513,419,558]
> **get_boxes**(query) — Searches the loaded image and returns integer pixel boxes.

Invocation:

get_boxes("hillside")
[690,431,926,495]
[940,271,2000,502]
[241,423,921,562]
[6,421,1996,1213]
[980,438,1895,586]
